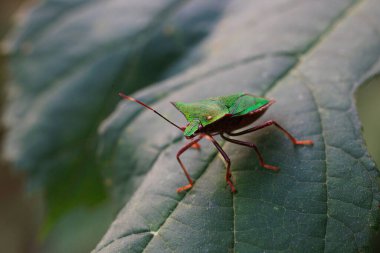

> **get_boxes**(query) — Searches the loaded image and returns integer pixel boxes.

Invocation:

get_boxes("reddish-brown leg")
[229,120,313,145]
[176,135,204,193]
[191,142,201,149]
[205,135,236,193]
[221,133,279,171]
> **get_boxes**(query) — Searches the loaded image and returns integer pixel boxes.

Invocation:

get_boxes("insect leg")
[228,120,313,145]
[191,142,201,149]
[221,133,279,171]
[176,135,204,193]
[205,135,236,193]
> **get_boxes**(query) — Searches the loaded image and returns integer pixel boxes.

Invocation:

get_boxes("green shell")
[172,93,270,136]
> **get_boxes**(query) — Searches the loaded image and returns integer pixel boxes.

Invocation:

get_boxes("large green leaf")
[3,0,227,225]
[95,0,380,252]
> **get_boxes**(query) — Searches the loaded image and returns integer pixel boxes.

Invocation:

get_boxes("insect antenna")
[118,92,184,132]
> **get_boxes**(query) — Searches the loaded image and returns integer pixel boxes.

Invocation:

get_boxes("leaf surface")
[96,0,380,252]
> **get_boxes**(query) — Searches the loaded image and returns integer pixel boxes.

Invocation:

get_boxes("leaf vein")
[96,230,152,252]
[297,81,329,253]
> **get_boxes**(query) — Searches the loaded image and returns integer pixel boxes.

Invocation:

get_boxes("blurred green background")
[0,1,39,252]
[0,1,379,253]
[0,1,114,253]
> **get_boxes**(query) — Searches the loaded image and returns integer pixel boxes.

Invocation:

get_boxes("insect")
[119,92,313,193]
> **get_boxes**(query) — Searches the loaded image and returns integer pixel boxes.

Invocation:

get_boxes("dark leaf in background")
[95,0,380,252]
[2,0,228,228]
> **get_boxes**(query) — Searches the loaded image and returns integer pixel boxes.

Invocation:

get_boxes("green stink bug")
[119,92,313,193]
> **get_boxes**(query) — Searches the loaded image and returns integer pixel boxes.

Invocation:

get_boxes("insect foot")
[294,139,314,145]
[191,142,201,149]
[176,183,193,193]
[262,164,280,171]
[227,180,237,193]
[224,173,235,193]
